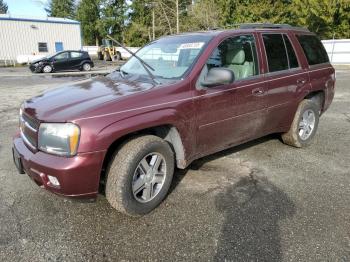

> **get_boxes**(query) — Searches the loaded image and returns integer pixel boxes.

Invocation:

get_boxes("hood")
[31,57,49,64]
[23,75,154,122]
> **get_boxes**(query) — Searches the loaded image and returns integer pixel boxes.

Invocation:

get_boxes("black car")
[29,50,94,73]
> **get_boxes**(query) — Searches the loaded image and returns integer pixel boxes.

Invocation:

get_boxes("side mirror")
[201,67,235,87]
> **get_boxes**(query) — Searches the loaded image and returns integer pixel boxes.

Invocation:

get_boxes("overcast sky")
[6,0,48,17]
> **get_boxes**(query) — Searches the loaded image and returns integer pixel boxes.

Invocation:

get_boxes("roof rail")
[238,23,309,31]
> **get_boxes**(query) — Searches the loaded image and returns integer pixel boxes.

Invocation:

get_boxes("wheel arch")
[304,90,325,113]
[79,60,93,67]
[99,124,187,189]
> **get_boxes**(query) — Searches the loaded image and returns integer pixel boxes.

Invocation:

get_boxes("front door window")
[204,35,259,82]
[54,52,69,61]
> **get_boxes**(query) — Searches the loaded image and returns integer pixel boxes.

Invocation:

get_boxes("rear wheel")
[282,100,320,148]
[82,63,91,71]
[105,135,174,216]
[42,65,52,73]
[112,52,121,62]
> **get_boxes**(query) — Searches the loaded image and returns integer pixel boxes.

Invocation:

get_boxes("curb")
[0,69,114,77]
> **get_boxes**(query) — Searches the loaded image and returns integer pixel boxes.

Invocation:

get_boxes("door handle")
[297,79,306,86]
[252,88,264,96]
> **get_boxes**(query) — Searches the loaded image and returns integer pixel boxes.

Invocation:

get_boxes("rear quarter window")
[297,35,329,65]
[71,52,83,58]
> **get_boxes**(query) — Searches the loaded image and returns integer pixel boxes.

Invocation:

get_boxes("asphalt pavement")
[0,67,349,261]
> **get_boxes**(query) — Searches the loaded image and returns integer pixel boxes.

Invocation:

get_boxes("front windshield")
[120,34,213,80]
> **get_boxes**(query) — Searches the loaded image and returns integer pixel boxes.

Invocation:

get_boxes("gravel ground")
[0,68,349,262]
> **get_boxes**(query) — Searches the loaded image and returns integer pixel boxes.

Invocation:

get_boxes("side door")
[69,51,84,69]
[52,51,70,71]
[194,34,268,155]
[260,33,310,133]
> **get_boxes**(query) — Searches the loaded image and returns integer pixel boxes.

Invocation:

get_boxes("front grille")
[22,113,40,130]
[20,113,39,150]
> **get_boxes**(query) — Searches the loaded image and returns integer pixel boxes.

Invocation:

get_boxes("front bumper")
[29,64,42,73]
[13,136,106,198]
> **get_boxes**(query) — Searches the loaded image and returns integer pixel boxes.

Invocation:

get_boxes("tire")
[82,63,91,71]
[104,53,111,61]
[42,65,52,73]
[97,51,103,60]
[106,135,175,217]
[281,99,320,148]
[112,52,121,62]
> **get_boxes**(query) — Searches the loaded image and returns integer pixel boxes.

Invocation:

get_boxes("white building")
[0,15,82,62]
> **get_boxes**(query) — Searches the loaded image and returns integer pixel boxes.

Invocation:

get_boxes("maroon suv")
[13,24,335,216]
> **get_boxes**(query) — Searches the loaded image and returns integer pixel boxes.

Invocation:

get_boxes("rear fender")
[79,60,92,67]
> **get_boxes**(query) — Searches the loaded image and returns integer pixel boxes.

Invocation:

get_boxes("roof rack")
[238,23,309,31]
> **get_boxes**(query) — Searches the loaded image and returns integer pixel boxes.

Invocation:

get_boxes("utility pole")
[152,4,155,40]
[176,0,179,34]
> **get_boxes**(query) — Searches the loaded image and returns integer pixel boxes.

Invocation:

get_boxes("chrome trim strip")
[20,129,36,150]
[20,116,37,132]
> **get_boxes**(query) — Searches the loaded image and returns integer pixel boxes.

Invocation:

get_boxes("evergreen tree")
[0,0,8,14]
[76,0,102,45]
[123,0,153,46]
[290,0,350,39]
[46,0,75,19]
[99,0,127,42]
[73,0,350,46]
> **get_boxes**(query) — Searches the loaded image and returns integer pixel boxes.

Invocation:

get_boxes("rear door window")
[263,34,289,72]
[297,35,329,65]
[283,35,299,69]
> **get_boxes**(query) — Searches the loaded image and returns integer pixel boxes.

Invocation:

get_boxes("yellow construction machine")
[97,39,122,61]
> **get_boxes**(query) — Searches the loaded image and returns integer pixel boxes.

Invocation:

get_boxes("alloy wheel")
[83,63,91,71]
[43,65,52,73]
[132,152,167,203]
[298,109,316,140]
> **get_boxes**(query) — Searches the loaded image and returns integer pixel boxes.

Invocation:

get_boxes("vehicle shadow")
[214,173,295,261]
[168,134,280,195]
[191,134,280,170]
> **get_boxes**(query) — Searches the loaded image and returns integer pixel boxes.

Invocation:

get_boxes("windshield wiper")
[106,35,160,85]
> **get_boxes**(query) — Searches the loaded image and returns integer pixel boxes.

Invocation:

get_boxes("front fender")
[91,109,191,155]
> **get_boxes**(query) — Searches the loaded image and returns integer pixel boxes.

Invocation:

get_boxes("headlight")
[19,105,23,126]
[38,123,80,156]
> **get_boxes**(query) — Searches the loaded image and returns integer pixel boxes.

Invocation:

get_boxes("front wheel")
[97,51,103,60]
[282,100,320,148]
[105,135,174,216]
[103,53,111,61]
[42,65,52,73]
